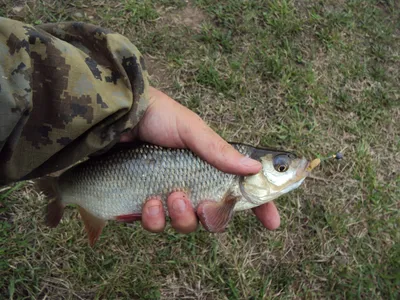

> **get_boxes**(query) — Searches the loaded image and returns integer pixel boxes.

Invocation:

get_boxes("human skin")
[120,87,281,233]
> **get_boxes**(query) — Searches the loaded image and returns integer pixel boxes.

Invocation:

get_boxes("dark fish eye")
[273,154,291,172]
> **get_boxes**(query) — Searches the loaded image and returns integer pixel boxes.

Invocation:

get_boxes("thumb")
[178,110,262,176]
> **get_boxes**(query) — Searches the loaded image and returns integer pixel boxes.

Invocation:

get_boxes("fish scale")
[58,143,253,220]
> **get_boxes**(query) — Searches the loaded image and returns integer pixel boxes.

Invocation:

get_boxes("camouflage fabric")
[0,17,149,185]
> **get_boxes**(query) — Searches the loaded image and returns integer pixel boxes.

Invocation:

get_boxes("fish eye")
[273,154,291,173]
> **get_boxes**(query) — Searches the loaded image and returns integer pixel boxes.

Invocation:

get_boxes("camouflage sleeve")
[0,17,149,185]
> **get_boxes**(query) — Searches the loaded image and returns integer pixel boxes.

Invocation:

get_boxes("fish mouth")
[296,159,310,178]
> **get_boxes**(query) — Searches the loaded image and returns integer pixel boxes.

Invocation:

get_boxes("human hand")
[120,87,280,233]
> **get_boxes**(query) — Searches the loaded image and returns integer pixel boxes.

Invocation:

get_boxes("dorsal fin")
[46,199,65,228]
[77,206,106,247]
[35,176,65,228]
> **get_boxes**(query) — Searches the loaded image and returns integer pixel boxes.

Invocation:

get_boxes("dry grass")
[1,0,399,299]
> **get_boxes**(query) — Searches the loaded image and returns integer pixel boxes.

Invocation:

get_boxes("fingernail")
[148,205,160,216]
[240,157,261,168]
[172,198,186,213]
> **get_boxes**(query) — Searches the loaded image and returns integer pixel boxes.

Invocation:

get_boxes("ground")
[0,0,399,299]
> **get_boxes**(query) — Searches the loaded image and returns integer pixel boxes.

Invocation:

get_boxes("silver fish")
[37,142,312,245]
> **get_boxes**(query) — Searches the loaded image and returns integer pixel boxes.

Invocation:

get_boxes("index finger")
[252,202,280,230]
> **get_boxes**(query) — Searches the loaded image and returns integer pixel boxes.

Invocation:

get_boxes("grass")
[1,0,399,298]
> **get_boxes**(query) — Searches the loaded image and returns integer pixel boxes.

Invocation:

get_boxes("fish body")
[59,143,248,220]
[38,142,311,245]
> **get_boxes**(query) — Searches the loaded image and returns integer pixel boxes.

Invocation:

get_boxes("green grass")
[1,0,399,298]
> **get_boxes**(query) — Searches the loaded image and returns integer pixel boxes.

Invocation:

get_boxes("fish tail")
[35,176,65,228]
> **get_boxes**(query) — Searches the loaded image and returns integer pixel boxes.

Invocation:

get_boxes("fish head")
[237,148,310,210]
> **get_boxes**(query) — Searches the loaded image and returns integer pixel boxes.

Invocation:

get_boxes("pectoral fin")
[77,206,106,247]
[197,193,239,233]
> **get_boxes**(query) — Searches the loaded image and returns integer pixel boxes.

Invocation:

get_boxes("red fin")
[35,176,65,228]
[197,193,239,233]
[77,206,106,247]
[116,213,142,222]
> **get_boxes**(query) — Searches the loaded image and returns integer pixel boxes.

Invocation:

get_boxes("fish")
[36,142,315,246]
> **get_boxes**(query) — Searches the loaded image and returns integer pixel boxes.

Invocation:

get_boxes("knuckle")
[209,140,233,165]
[172,218,198,234]
[142,219,165,233]
[217,140,231,153]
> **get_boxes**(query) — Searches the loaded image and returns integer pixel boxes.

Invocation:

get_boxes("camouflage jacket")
[0,18,149,186]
